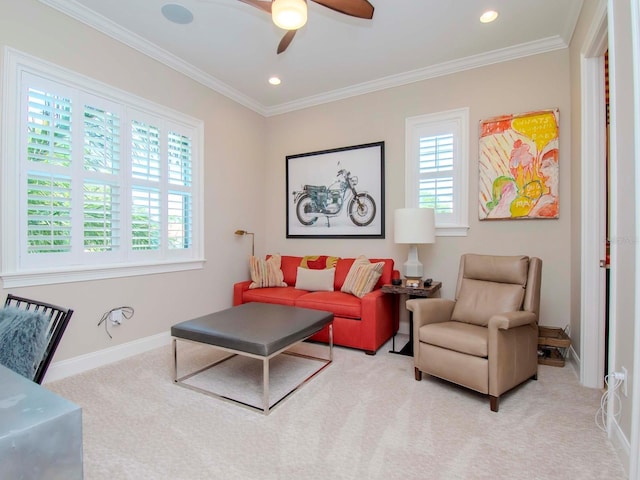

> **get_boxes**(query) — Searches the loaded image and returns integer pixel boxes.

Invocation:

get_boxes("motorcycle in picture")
[292,164,377,227]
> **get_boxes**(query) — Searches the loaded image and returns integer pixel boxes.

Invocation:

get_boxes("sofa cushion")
[295,267,335,292]
[249,254,287,289]
[243,287,308,306]
[295,291,361,319]
[341,255,384,298]
[301,255,339,270]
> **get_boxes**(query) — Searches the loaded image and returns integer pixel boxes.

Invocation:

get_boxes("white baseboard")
[568,344,580,381]
[43,331,172,383]
[611,416,631,478]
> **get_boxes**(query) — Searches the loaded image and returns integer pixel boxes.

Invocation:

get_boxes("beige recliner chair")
[406,254,542,412]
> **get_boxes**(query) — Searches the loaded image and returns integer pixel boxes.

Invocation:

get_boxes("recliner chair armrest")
[488,311,537,331]
[406,298,456,328]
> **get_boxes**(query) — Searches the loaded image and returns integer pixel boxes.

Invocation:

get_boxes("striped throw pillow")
[341,255,384,298]
[249,254,287,289]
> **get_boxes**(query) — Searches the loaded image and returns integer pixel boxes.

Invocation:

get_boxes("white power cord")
[595,373,624,432]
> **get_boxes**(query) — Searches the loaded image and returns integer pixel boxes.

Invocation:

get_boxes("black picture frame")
[286,141,385,239]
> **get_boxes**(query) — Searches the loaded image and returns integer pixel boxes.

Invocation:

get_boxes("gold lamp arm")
[234,230,255,257]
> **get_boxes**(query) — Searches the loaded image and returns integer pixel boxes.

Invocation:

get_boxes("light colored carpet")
[46,337,626,480]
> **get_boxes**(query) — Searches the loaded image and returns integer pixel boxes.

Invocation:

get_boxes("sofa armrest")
[233,280,252,306]
[359,288,397,351]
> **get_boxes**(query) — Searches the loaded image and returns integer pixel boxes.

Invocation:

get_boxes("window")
[405,108,469,236]
[1,49,204,287]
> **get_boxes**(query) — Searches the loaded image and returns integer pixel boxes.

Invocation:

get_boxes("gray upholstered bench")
[171,303,333,414]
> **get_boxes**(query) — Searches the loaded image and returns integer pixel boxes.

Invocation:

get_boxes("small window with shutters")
[405,108,470,236]
[1,50,203,287]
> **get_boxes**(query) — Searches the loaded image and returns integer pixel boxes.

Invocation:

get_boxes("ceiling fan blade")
[311,0,374,19]
[237,0,271,14]
[277,30,297,54]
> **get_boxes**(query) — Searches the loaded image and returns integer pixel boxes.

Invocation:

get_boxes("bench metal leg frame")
[173,325,333,415]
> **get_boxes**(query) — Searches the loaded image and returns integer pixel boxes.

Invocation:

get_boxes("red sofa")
[233,255,398,354]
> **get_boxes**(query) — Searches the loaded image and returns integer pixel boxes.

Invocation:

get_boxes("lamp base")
[403,244,424,280]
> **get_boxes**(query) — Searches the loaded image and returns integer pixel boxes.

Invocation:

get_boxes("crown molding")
[39,0,569,118]
[38,0,269,116]
[264,35,568,116]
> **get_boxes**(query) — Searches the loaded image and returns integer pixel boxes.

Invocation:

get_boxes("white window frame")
[405,107,470,236]
[1,48,205,287]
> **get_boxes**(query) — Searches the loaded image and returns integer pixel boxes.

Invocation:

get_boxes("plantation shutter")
[11,59,202,279]
[83,104,121,252]
[419,134,454,214]
[131,120,161,251]
[25,87,73,254]
[167,131,192,250]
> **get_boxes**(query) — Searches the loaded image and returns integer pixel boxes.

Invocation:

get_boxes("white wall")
[264,50,573,330]
[0,0,267,361]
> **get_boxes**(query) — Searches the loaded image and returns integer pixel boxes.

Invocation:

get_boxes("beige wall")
[0,1,580,374]
[0,0,267,360]
[265,50,572,330]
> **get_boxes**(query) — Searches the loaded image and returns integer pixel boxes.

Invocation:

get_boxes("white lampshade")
[394,208,435,244]
[394,208,435,279]
[272,0,308,30]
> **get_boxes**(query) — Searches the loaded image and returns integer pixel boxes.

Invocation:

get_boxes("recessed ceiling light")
[162,4,194,25]
[269,76,282,86]
[480,10,499,23]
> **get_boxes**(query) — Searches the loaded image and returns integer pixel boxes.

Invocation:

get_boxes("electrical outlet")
[622,366,628,397]
[110,309,123,325]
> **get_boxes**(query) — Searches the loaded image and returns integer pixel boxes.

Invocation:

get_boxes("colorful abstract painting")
[479,109,559,220]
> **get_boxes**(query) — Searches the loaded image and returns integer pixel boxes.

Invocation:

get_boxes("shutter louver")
[419,134,454,213]
[26,173,72,254]
[84,105,120,175]
[168,192,192,249]
[131,187,161,251]
[131,120,161,182]
[168,131,192,186]
[27,88,72,168]
[84,181,120,252]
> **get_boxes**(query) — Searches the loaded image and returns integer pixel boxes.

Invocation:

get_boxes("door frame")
[580,0,608,390]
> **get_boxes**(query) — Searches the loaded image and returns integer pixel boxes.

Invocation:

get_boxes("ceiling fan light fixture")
[272,0,307,30]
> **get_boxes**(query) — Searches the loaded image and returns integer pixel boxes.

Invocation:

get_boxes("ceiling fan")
[237,0,375,54]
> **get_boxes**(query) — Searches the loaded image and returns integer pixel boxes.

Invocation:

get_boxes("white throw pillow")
[295,267,335,292]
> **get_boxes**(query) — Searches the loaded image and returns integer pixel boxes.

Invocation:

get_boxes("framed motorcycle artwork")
[286,141,385,239]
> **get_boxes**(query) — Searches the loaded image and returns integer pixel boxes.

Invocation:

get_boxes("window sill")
[436,225,469,237]
[1,259,206,288]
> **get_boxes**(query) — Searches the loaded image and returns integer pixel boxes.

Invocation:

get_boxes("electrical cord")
[595,373,624,432]
[97,306,134,339]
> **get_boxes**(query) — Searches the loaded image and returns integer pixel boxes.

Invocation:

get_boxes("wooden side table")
[382,281,442,356]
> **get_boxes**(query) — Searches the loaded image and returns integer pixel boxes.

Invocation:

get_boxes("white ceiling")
[40,0,584,116]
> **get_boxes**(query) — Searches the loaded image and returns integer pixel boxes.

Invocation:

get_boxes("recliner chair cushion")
[451,279,525,326]
[462,254,529,285]
[420,321,488,357]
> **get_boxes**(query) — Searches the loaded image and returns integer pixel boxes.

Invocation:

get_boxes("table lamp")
[394,208,435,281]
